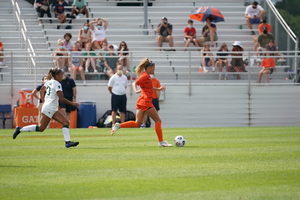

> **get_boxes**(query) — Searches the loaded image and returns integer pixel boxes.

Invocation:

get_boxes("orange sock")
[120,121,139,128]
[155,122,163,142]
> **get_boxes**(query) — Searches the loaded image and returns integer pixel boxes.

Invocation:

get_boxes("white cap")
[232,41,243,48]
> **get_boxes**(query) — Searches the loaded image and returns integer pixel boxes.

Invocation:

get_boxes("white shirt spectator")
[108,73,128,95]
[245,5,264,17]
[92,26,106,42]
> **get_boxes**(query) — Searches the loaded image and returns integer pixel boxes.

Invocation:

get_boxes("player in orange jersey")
[110,58,172,147]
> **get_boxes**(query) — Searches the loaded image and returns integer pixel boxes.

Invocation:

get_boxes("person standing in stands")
[107,65,128,126]
[156,17,175,51]
[13,68,80,148]
[110,58,172,147]
[34,0,53,24]
[71,0,90,23]
[59,73,77,121]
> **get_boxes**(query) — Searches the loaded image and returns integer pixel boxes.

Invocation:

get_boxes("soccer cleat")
[65,141,79,148]
[13,126,21,139]
[111,123,120,135]
[158,141,172,147]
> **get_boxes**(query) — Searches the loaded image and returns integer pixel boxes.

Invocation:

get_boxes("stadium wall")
[1,85,300,129]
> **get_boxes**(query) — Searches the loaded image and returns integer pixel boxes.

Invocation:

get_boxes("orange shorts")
[136,104,153,111]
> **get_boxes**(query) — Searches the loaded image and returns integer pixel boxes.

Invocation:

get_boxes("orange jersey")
[261,58,275,68]
[135,72,153,107]
[151,78,161,99]
[258,23,272,34]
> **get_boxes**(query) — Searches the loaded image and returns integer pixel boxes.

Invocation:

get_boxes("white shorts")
[41,105,58,119]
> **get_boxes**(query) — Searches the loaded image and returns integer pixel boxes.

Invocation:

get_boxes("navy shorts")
[152,98,160,111]
[111,93,127,113]
[59,97,76,113]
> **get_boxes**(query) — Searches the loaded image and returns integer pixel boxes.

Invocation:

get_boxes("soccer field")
[0,127,299,200]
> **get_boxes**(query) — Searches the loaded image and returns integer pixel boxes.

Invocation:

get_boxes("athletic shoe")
[13,126,21,139]
[158,141,172,147]
[140,124,145,128]
[111,123,120,135]
[65,141,79,148]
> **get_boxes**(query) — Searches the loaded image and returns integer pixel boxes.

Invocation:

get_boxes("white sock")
[62,127,70,141]
[20,125,38,132]
[212,67,215,71]
[203,67,207,70]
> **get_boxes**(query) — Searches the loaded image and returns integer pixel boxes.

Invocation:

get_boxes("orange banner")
[14,107,77,128]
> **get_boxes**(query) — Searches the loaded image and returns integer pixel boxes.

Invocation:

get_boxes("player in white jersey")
[13,68,80,148]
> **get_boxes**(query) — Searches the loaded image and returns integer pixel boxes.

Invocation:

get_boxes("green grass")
[0,127,299,200]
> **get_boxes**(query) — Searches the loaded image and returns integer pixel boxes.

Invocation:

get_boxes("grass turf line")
[0,127,299,200]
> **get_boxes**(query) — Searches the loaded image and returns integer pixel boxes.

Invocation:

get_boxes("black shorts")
[59,97,76,113]
[111,93,127,113]
[74,7,86,15]
[152,98,160,111]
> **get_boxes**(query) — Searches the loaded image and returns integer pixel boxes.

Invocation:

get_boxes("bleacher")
[0,0,295,85]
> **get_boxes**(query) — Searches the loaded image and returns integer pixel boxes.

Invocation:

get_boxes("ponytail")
[136,58,154,76]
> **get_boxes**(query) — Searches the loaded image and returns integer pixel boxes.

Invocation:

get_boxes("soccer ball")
[174,135,186,147]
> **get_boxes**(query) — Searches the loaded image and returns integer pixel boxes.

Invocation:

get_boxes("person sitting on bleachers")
[54,0,68,29]
[245,1,266,35]
[63,32,73,51]
[117,41,131,74]
[216,43,229,80]
[68,42,86,85]
[197,16,218,47]
[0,42,4,66]
[200,43,215,73]
[34,0,53,24]
[70,0,89,23]
[156,17,175,51]
[183,19,200,51]
[257,50,275,84]
[103,45,119,78]
[230,41,244,80]
[82,42,97,73]
[258,17,272,34]
[253,27,274,51]
[89,18,109,50]
[77,22,92,50]
[54,39,68,70]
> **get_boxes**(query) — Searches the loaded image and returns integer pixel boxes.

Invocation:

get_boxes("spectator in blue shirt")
[54,0,67,29]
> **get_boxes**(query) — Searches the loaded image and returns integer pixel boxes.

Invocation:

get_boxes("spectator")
[54,0,67,29]
[117,41,131,73]
[59,73,77,121]
[141,74,161,128]
[107,65,128,125]
[258,17,272,34]
[230,41,244,80]
[13,68,80,148]
[254,27,275,51]
[245,1,266,35]
[258,51,275,84]
[82,42,97,73]
[54,39,68,70]
[183,19,199,51]
[63,32,73,51]
[156,17,175,51]
[70,0,89,22]
[103,45,119,78]
[68,42,86,85]
[77,22,92,50]
[200,43,215,73]
[0,41,4,66]
[197,16,218,47]
[216,43,229,80]
[89,18,109,50]
[34,0,53,24]
[110,58,172,147]
[30,76,48,124]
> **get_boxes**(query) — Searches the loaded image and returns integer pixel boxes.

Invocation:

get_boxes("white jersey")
[108,74,128,95]
[43,78,62,111]
[92,26,106,42]
[245,5,264,17]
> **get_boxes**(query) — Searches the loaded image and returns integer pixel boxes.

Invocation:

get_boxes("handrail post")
[189,51,191,96]
[143,0,149,35]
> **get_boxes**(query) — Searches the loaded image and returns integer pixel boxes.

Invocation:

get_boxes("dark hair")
[253,1,258,6]
[48,68,62,80]
[64,33,72,39]
[205,16,213,22]
[118,41,129,55]
[188,19,193,24]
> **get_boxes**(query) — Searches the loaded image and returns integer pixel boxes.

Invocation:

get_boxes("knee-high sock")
[120,121,139,128]
[155,122,163,142]
[20,125,39,132]
[62,125,70,141]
